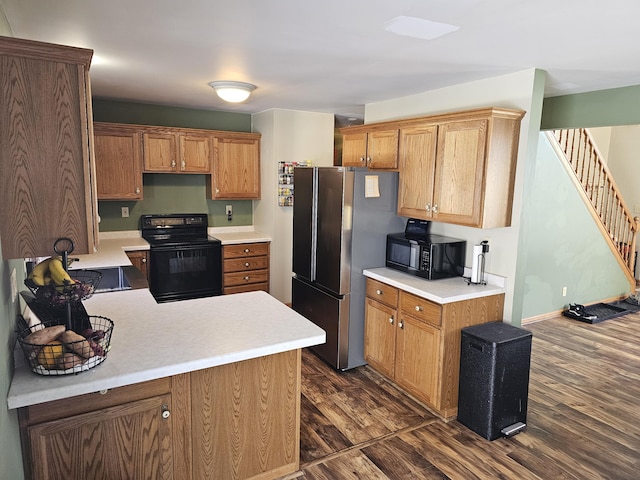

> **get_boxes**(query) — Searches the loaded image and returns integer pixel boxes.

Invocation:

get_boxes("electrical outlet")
[121,206,129,218]
[562,286,567,297]
[226,205,233,222]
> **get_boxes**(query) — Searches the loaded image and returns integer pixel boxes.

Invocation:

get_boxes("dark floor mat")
[608,299,640,313]
[565,303,629,324]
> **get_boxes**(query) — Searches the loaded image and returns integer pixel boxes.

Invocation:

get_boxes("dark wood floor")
[280,312,640,479]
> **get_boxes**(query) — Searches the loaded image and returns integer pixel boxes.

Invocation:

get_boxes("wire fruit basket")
[24,269,103,305]
[17,316,113,376]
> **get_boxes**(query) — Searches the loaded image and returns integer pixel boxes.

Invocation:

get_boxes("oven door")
[149,242,222,302]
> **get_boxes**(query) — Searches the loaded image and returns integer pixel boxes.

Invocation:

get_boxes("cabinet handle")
[432,204,438,213]
[366,156,371,164]
[376,289,383,295]
[135,187,141,194]
[426,203,432,212]
[244,248,250,253]
[161,404,171,419]
[415,305,423,312]
[398,319,404,329]
[142,258,147,263]
[244,276,250,281]
[244,262,250,267]
[389,315,394,325]
[171,160,176,168]
[181,160,186,169]
[360,156,366,163]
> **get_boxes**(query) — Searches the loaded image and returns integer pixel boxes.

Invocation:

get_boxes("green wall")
[92,99,254,231]
[542,85,640,129]
[521,134,630,318]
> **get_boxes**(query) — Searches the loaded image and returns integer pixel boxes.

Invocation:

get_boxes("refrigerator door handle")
[310,168,318,281]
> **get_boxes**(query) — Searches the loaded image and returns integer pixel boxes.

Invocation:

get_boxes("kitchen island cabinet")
[0,36,98,258]
[126,249,149,281]
[9,289,324,480]
[363,269,505,420]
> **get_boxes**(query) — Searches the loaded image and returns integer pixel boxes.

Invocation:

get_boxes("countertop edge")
[363,267,506,304]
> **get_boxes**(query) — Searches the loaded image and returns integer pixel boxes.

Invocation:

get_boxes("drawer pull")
[244,248,250,253]
[415,305,423,312]
[99,389,109,395]
[376,289,383,295]
[244,276,250,281]
[244,262,250,267]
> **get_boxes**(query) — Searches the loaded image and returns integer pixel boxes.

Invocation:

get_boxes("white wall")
[365,69,546,323]
[252,109,334,303]
[588,127,613,164]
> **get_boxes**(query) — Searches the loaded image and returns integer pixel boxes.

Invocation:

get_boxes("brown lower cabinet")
[18,349,301,480]
[223,242,270,294]
[126,249,149,281]
[364,278,504,420]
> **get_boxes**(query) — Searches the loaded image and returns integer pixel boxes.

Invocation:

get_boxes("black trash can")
[458,321,532,440]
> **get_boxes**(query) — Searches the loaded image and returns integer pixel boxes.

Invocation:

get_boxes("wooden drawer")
[224,282,270,295]
[366,278,398,308]
[21,377,172,425]
[223,242,269,259]
[224,255,269,273]
[223,269,269,287]
[400,291,442,327]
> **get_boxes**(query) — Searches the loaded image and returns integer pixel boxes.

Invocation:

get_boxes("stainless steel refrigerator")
[291,166,404,370]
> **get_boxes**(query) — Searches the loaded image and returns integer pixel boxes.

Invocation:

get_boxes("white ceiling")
[2,0,640,121]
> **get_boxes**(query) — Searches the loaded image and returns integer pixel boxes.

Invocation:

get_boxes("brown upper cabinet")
[142,129,211,173]
[208,132,261,199]
[344,107,525,229]
[94,123,143,200]
[342,128,399,169]
[0,37,98,258]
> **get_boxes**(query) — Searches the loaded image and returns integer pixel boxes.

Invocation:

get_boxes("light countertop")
[8,289,324,409]
[363,267,506,304]
[68,229,271,270]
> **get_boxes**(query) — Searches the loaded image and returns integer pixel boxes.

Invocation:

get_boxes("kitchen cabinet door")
[342,129,399,169]
[143,132,178,172]
[394,315,441,407]
[27,394,174,480]
[342,131,368,167]
[126,249,149,280]
[397,124,438,218]
[432,119,487,226]
[94,123,143,200]
[179,134,211,172]
[364,297,397,378]
[209,133,261,199]
[0,37,98,258]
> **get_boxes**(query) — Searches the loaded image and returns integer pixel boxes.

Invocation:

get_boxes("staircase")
[547,129,638,286]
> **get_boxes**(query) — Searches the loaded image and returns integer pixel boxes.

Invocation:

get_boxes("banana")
[48,257,75,287]
[28,258,53,286]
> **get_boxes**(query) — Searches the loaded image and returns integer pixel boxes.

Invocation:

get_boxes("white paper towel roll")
[471,244,483,284]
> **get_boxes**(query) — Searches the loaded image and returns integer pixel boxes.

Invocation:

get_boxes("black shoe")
[565,303,597,321]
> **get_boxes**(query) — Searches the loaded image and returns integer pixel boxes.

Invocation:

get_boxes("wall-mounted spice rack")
[278,160,311,206]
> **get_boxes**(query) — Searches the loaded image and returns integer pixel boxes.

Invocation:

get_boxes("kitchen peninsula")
[8,288,325,479]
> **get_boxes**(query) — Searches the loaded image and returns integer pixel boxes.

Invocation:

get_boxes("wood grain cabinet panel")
[222,242,270,294]
[0,37,98,258]
[143,129,211,173]
[344,107,524,228]
[126,249,149,281]
[19,351,302,480]
[342,128,399,169]
[93,123,143,200]
[364,278,505,420]
[209,132,261,199]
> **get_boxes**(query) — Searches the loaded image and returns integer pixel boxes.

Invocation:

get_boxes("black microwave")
[386,232,466,280]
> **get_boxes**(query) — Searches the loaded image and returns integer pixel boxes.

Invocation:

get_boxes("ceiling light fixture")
[208,81,256,103]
